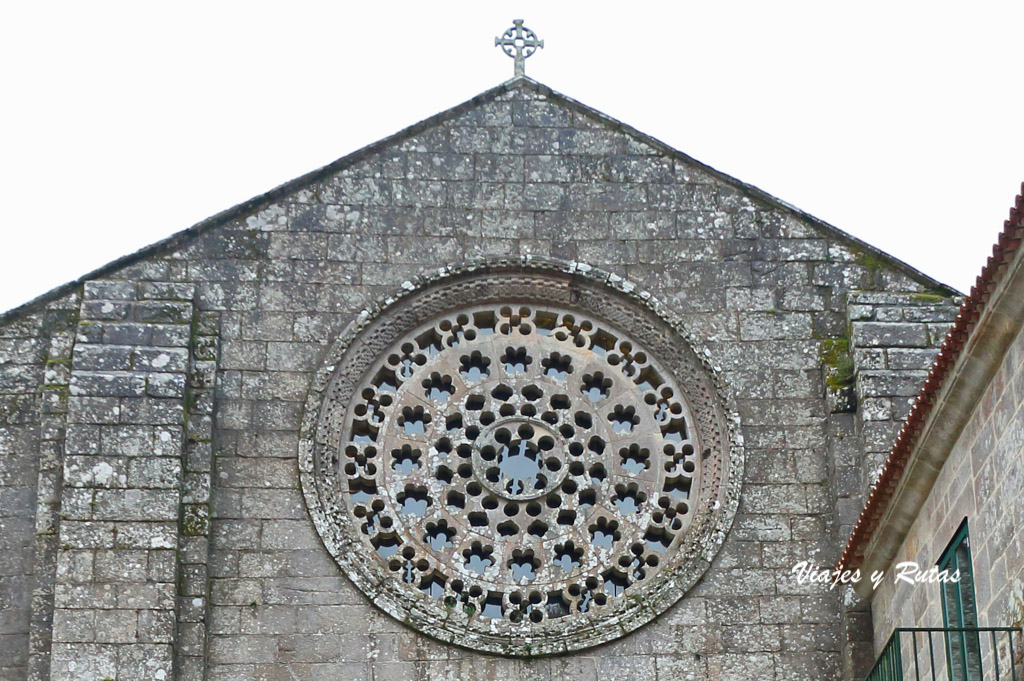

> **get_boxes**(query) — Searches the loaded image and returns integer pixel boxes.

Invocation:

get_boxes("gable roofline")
[0,76,957,326]
[839,183,1024,587]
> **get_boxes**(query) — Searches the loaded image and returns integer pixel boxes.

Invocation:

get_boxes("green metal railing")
[866,628,1023,681]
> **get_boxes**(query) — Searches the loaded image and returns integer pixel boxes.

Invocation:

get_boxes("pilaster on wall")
[847,292,959,502]
[28,295,81,681]
[50,280,197,681]
[831,290,959,681]
[176,309,219,681]
[0,292,80,681]
[826,411,875,681]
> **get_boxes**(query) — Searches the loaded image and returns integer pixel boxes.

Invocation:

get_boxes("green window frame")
[937,519,981,681]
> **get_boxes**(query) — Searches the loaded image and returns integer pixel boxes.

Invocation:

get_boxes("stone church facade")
[0,77,966,680]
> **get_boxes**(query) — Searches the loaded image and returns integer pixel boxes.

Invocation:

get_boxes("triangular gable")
[0,76,957,326]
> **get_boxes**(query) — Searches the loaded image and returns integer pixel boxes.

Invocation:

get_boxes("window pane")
[939,521,981,681]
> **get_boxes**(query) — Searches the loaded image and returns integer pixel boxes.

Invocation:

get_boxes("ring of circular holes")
[341,303,700,635]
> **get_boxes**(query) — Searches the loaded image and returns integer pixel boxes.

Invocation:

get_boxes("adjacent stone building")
[0,76,971,681]
[839,188,1024,679]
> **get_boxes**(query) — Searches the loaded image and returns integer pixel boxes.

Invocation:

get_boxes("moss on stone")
[820,337,854,390]
[181,504,209,536]
[855,252,883,271]
[913,292,952,303]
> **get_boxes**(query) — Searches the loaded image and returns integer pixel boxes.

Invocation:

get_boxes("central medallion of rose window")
[300,264,739,655]
[473,418,568,500]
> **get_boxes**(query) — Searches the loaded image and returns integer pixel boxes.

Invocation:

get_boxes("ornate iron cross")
[495,20,543,77]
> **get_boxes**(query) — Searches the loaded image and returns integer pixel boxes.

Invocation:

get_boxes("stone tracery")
[347,303,695,619]
[299,260,741,655]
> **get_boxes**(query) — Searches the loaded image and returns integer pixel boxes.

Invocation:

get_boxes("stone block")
[80,300,131,321]
[73,345,133,372]
[240,606,298,635]
[730,514,791,542]
[147,372,187,398]
[148,549,177,582]
[902,304,958,322]
[268,233,328,260]
[258,284,321,313]
[134,301,193,324]
[209,635,278,664]
[852,322,929,348]
[859,397,892,421]
[64,456,127,489]
[54,582,117,609]
[140,282,195,301]
[857,370,928,398]
[60,521,115,549]
[51,642,118,681]
[118,396,184,426]
[83,280,137,301]
[116,642,173,681]
[321,177,391,206]
[70,371,147,398]
[595,655,657,680]
[886,347,939,370]
[215,457,296,489]
[208,606,241,636]
[134,347,189,373]
[874,307,904,321]
[116,582,176,610]
[68,396,122,425]
[722,623,782,652]
[741,484,809,514]
[92,608,138,643]
[261,520,322,551]
[138,608,176,643]
[739,312,813,341]
[265,343,321,372]
[178,620,206,655]
[127,457,182,489]
[852,347,886,370]
[861,420,900,451]
[92,489,178,522]
[55,550,94,584]
[241,488,307,519]
[52,608,95,642]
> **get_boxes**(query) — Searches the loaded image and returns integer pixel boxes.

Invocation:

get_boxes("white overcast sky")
[2,2,1022,314]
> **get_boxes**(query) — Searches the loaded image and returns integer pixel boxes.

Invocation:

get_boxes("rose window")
[300,262,740,655]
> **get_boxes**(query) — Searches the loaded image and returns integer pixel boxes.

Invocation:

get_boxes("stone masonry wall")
[0,79,961,681]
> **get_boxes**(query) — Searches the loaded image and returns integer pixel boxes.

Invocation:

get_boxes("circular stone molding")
[299,258,743,656]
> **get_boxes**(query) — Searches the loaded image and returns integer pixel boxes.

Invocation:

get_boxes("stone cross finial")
[495,20,543,77]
